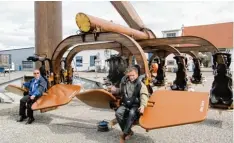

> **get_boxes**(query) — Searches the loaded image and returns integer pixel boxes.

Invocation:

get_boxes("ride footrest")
[153,82,165,86]
[191,79,202,84]
[210,103,233,110]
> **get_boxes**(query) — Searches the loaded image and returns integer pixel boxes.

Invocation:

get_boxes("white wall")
[165,53,193,71]
[230,49,234,72]
[162,29,181,38]
[165,53,176,71]
[72,50,104,71]
[178,30,183,36]
[70,50,154,72]
[71,49,120,71]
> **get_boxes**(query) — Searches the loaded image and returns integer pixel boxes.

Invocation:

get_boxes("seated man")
[17,69,47,124]
[110,66,149,142]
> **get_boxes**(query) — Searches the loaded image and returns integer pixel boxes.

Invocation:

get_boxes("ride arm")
[45,58,53,73]
[140,82,149,108]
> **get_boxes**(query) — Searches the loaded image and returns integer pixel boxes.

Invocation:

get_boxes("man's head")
[33,69,40,79]
[125,66,139,82]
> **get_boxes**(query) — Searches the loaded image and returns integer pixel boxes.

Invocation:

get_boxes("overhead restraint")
[27,54,54,88]
[190,58,203,84]
[210,52,233,109]
[170,55,188,91]
[105,55,129,87]
[152,57,166,86]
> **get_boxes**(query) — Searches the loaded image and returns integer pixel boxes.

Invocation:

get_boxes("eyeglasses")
[33,72,39,75]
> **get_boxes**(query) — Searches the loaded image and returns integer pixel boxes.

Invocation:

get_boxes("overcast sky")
[0,1,233,50]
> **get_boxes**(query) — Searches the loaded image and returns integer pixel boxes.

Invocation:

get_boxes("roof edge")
[0,47,34,52]
[183,21,233,28]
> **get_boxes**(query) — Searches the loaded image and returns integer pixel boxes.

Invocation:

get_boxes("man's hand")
[138,106,145,114]
[110,86,117,94]
[30,95,35,100]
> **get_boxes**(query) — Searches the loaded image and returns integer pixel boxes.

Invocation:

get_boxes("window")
[219,48,227,52]
[0,54,10,66]
[22,61,33,69]
[148,53,153,60]
[166,33,176,37]
[90,55,97,66]
[76,56,83,67]
[167,60,175,65]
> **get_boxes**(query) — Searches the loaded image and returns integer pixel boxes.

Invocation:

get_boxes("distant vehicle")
[4,63,15,73]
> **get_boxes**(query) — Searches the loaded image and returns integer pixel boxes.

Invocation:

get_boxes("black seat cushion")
[211,74,232,105]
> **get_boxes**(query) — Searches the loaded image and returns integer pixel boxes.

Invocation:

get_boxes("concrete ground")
[0,71,233,143]
[0,71,32,84]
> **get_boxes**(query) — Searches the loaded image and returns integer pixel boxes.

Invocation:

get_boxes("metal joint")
[94,32,100,41]
[80,33,86,42]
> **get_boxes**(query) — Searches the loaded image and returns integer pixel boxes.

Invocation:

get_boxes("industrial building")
[162,22,233,71]
[0,47,35,71]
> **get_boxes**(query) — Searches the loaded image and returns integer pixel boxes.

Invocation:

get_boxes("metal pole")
[8,64,10,80]
[34,1,62,69]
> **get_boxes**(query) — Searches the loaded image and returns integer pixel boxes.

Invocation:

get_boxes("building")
[161,28,187,71]
[0,46,151,72]
[182,22,233,51]
[161,29,182,38]
[70,49,113,72]
[70,50,152,72]
[162,22,234,71]
[182,22,233,71]
[0,47,112,72]
[0,47,35,71]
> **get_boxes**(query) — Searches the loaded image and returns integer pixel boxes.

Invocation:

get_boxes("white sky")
[0,1,233,50]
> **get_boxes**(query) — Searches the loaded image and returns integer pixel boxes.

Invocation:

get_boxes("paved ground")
[0,71,32,84]
[0,71,233,143]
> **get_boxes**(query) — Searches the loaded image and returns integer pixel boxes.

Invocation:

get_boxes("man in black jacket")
[110,66,149,142]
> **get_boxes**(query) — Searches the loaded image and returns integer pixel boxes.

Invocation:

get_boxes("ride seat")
[210,64,233,105]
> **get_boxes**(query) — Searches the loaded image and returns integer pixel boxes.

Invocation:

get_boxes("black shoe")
[25,117,35,124]
[17,116,27,122]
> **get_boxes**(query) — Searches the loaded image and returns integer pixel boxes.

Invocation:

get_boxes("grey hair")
[34,69,40,72]
[124,66,138,75]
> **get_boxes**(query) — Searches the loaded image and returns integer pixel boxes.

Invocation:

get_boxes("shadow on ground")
[196,118,223,128]
[47,121,154,143]
[0,105,154,143]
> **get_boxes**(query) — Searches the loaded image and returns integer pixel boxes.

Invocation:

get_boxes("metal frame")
[51,32,149,82]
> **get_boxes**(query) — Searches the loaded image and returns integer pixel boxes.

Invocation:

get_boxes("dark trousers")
[115,105,139,135]
[19,95,39,118]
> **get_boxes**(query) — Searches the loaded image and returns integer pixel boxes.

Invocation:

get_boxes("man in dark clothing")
[17,69,47,124]
[110,66,149,142]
